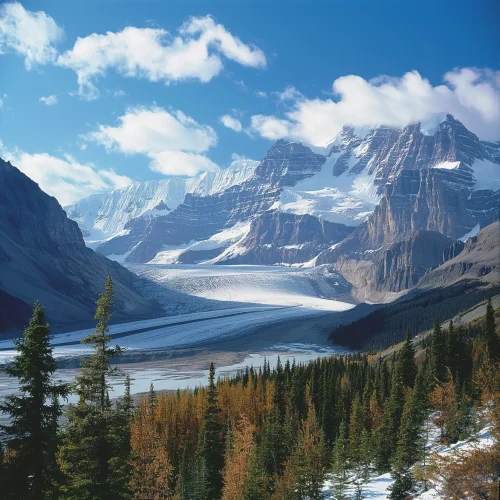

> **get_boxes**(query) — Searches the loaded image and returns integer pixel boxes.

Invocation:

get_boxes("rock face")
[332,231,457,302]
[0,158,160,332]
[219,210,353,265]
[416,221,500,289]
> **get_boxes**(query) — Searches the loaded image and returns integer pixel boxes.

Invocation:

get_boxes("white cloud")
[250,115,291,140]
[0,2,63,69]
[250,68,500,145]
[0,141,133,205]
[276,86,302,101]
[57,15,266,100]
[256,91,267,98]
[149,151,219,177]
[84,105,219,176]
[219,114,242,132]
[39,94,58,106]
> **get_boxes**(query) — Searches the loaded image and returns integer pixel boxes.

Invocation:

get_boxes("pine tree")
[198,362,224,500]
[376,363,405,472]
[58,276,128,499]
[410,367,429,428]
[484,297,499,362]
[0,302,68,500]
[353,428,371,500]
[330,420,350,500]
[394,390,420,468]
[446,320,459,379]
[243,447,271,500]
[120,374,133,413]
[388,465,414,500]
[147,382,157,413]
[398,330,417,388]
[429,319,447,385]
[348,394,364,463]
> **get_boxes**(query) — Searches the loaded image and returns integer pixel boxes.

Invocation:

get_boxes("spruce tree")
[388,465,414,500]
[330,420,350,500]
[58,276,128,499]
[484,298,499,362]
[198,362,224,500]
[429,319,447,385]
[0,302,68,500]
[398,330,417,388]
[147,382,157,413]
[353,428,371,500]
[376,363,405,473]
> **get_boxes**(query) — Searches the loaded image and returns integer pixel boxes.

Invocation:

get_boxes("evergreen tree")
[376,363,405,472]
[330,420,350,500]
[120,374,133,414]
[198,362,224,499]
[353,428,371,500]
[243,447,270,500]
[446,320,458,379]
[398,330,417,388]
[293,399,325,500]
[58,276,129,499]
[394,390,420,469]
[388,465,415,500]
[411,367,429,428]
[484,297,499,362]
[429,319,447,385]
[147,382,157,413]
[0,302,68,500]
[348,394,364,463]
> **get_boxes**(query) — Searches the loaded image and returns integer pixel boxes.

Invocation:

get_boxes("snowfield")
[278,150,382,226]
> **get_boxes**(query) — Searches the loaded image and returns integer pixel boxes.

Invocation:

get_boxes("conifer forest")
[0,277,499,499]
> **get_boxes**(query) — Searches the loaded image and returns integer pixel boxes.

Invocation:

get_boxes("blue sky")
[0,0,499,204]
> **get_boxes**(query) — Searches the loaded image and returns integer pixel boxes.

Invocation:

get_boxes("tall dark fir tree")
[58,276,130,500]
[0,302,68,500]
[197,362,224,500]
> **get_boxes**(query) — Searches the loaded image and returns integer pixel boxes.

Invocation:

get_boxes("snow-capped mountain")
[66,114,500,298]
[64,156,259,245]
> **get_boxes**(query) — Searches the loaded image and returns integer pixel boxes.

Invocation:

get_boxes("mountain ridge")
[0,158,161,333]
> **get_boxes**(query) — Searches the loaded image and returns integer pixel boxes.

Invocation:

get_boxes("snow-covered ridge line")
[64,158,259,242]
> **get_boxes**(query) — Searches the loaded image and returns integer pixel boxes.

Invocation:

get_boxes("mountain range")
[65,114,500,299]
[1,114,498,333]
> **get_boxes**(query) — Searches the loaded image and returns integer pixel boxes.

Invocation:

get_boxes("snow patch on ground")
[323,419,495,499]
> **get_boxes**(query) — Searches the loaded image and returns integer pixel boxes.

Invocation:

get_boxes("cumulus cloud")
[0,2,63,69]
[57,15,266,100]
[219,114,243,132]
[250,68,500,145]
[250,115,291,140]
[256,91,267,98]
[0,141,133,205]
[39,94,58,106]
[84,105,219,176]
